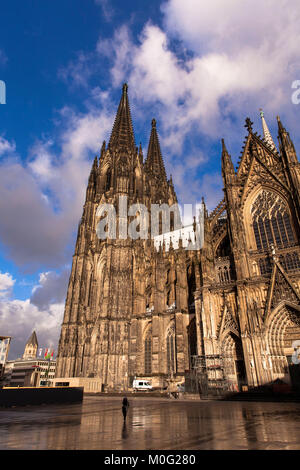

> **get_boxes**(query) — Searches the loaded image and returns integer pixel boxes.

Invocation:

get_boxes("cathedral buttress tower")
[56,84,142,389]
[56,83,199,392]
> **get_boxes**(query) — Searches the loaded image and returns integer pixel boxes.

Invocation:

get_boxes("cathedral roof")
[108,83,136,152]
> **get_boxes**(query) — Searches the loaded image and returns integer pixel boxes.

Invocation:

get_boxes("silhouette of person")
[122,397,130,421]
[122,421,129,440]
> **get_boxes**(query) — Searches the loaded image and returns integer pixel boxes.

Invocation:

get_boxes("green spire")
[259,108,276,151]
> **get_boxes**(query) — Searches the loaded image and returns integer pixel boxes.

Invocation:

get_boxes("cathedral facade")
[55,85,300,393]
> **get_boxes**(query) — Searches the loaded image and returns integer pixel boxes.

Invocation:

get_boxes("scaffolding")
[189,354,229,397]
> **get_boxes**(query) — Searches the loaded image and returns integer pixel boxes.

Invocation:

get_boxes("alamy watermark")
[0,80,6,104]
[95,196,204,251]
[291,80,300,105]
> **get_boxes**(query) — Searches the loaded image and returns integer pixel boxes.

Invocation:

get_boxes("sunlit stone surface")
[0,397,300,450]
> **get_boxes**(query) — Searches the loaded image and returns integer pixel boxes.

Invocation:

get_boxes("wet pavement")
[0,396,300,450]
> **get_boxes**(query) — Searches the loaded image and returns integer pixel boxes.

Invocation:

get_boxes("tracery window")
[279,252,300,271]
[144,329,152,374]
[218,265,231,283]
[116,158,129,193]
[258,257,272,275]
[251,191,296,251]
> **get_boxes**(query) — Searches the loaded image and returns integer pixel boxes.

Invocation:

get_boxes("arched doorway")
[266,302,300,390]
[221,331,246,391]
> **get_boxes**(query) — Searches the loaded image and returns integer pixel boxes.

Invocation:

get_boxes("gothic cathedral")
[55,84,300,393]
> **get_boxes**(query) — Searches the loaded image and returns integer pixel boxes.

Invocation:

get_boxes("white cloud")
[125,10,300,137]
[94,1,298,138]
[30,269,70,310]
[162,0,300,56]
[0,268,69,359]
[91,0,300,208]
[0,136,16,156]
[0,272,15,299]
[0,94,114,271]
[0,159,71,270]
[0,297,63,360]
[95,0,115,22]
[97,25,133,87]
[58,51,96,89]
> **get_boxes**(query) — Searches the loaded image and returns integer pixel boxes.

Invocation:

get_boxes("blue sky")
[0,0,299,358]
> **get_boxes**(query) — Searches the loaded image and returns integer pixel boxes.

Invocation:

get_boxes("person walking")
[122,397,130,422]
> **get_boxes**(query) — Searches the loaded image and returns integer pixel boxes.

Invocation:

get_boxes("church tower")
[55,84,197,391]
[23,331,38,360]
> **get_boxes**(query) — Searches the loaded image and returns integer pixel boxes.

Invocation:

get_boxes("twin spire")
[144,118,167,180]
[108,86,293,186]
[109,83,136,152]
[108,83,168,182]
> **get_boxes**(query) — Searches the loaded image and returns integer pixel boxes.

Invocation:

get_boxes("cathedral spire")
[221,138,235,175]
[144,118,167,181]
[88,156,98,184]
[277,115,298,164]
[277,115,295,149]
[108,83,136,152]
[259,109,276,151]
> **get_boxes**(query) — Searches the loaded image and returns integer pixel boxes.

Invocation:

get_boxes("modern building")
[0,335,11,379]
[2,331,56,388]
[7,358,56,387]
[55,84,300,393]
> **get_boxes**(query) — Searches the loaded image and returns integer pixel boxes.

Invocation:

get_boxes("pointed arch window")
[279,252,300,271]
[166,325,176,374]
[116,157,129,193]
[144,328,152,375]
[105,169,111,191]
[188,318,197,367]
[251,191,296,251]
[187,263,196,310]
[216,235,231,258]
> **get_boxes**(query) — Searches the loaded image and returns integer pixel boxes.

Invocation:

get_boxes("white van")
[132,379,153,391]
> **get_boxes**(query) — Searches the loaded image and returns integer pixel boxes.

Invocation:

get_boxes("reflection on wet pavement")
[0,397,300,450]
